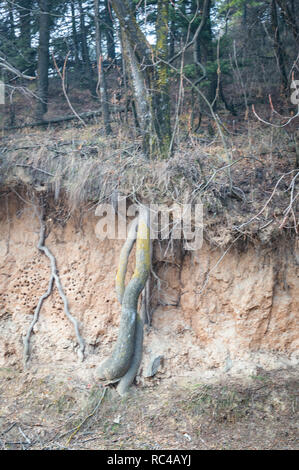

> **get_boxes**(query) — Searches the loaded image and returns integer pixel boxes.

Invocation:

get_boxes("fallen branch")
[0,56,36,81]
[3,106,125,131]
[65,387,106,446]
[15,164,54,177]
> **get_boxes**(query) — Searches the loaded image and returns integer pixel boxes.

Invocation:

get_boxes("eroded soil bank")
[0,195,298,449]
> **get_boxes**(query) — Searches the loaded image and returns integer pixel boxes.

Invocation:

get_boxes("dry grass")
[0,118,298,246]
[0,366,298,450]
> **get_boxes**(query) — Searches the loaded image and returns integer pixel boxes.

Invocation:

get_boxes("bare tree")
[36,0,50,120]
[94,0,112,135]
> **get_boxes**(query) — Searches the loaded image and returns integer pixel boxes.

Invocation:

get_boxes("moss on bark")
[97,207,150,384]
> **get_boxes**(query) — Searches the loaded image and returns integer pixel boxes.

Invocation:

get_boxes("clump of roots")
[96,206,151,395]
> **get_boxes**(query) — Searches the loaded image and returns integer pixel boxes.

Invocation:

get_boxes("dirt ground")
[0,365,298,450]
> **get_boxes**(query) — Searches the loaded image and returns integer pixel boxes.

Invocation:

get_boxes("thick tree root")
[116,313,144,396]
[115,217,138,303]
[23,210,85,364]
[96,279,140,380]
[96,206,150,383]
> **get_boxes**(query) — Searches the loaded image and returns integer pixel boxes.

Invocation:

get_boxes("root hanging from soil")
[96,206,151,393]
[23,208,85,365]
[23,275,54,364]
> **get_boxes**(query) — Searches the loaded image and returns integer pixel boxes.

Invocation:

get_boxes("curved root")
[23,209,85,364]
[97,206,150,383]
[115,217,138,303]
[23,275,54,364]
[40,241,85,361]
[116,313,144,396]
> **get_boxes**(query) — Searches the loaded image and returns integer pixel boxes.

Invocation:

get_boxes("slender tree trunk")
[94,0,112,135]
[191,0,202,64]
[169,2,176,60]
[155,0,171,156]
[71,1,80,70]
[169,22,175,59]
[7,0,16,41]
[242,0,247,27]
[219,81,237,115]
[36,0,50,120]
[275,0,298,42]
[104,0,116,61]
[271,0,288,93]
[193,33,201,66]
[18,0,34,74]
[111,0,155,156]
[192,0,217,110]
[190,0,213,99]
[78,0,94,93]
[204,0,217,109]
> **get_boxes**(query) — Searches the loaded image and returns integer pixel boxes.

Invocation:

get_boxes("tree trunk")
[94,0,112,135]
[204,0,217,109]
[155,0,171,156]
[242,0,248,28]
[119,27,139,128]
[190,0,214,108]
[96,206,151,395]
[271,0,288,93]
[103,0,116,61]
[110,0,153,68]
[71,0,80,70]
[18,0,34,75]
[220,81,237,115]
[7,0,16,41]
[36,0,50,120]
[275,0,298,42]
[169,2,176,60]
[111,0,172,158]
[121,29,153,154]
[78,0,94,93]
[191,0,202,64]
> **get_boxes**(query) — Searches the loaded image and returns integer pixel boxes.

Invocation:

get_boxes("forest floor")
[0,365,298,450]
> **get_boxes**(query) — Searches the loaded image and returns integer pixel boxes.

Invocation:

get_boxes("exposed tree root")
[96,206,150,392]
[142,259,152,325]
[23,209,85,365]
[23,275,54,364]
[115,217,138,303]
[116,313,144,396]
